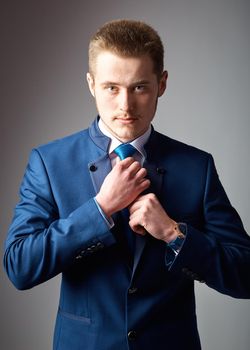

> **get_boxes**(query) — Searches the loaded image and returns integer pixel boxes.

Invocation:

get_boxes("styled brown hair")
[88,19,164,79]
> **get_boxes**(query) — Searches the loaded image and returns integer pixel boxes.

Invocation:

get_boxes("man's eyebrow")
[100,81,118,86]
[132,80,151,85]
[100,80,151,86]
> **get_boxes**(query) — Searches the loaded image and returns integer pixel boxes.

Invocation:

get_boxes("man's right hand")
[95,157,150,218]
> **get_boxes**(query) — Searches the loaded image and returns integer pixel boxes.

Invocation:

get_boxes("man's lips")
[115,116,138,124]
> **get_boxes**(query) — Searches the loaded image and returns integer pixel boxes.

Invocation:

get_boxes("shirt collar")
[98,118,151,158]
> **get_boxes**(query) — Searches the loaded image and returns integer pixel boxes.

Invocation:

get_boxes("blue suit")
[4,118,250,349]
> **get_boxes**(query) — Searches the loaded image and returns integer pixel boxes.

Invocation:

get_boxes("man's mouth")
[115,115,138,124]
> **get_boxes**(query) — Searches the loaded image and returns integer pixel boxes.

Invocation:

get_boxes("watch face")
[169,235,185,252]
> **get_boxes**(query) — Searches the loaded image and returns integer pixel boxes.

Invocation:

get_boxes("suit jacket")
[4,117,250,350]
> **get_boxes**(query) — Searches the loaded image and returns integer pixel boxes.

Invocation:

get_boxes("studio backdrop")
[1,1,249,349]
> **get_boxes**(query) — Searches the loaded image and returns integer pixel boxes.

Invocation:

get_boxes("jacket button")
[96,242,104,250]
[156,167,166,174]
[89,164,97,172]
[128,330,137,341]
[128,287,138,294]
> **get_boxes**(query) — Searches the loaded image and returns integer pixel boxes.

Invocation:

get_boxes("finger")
[135,178,151,194]
[127,160,142,175]
[117,157,136,169]
[129,193,149,210]
[129,220,147,235]
[134,167,147,179]
[129,201,141,215]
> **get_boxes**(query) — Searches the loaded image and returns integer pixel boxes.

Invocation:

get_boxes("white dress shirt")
[98,118,151,167]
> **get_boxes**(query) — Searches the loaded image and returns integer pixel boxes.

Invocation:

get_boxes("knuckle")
[136,169,146,181]
[148,193,156,201]
[133,160,140,167]
[139,167,147,175]
[117,161,126,170]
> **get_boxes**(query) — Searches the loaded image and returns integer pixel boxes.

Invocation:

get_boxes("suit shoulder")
[153,130,211,160]
[34,128,90,156]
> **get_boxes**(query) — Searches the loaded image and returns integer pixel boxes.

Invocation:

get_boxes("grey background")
[1,0,249,349]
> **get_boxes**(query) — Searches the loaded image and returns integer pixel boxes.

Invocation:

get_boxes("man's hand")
[95,158,150,218]
[129,193,177,243]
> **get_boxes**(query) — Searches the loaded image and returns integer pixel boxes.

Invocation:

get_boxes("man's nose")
[119,89,133,112]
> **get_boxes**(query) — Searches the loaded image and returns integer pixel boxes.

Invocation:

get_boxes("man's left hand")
[129,193,177,243]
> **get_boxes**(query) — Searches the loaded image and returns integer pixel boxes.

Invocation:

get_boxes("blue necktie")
[114,143,136,160]
[113,143,137,258]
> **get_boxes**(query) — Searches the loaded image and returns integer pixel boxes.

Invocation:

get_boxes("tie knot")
[114,144,136,160]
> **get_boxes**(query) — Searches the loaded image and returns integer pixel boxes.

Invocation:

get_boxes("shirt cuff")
[93,197,114,229]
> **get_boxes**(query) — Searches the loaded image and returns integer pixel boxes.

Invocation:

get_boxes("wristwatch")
[168,222,187,253]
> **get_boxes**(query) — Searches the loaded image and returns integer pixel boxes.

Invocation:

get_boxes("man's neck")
[98,118,151,155]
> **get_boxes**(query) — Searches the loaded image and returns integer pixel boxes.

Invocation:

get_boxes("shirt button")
[128,287,138,294]
[128,330,137,341]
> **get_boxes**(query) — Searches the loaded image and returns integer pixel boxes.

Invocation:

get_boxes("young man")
[4,19,250,350]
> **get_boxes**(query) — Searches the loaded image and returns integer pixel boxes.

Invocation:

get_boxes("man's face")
[87,51,167,142]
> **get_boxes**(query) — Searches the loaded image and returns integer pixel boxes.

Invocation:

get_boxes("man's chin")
[113,128,142,143]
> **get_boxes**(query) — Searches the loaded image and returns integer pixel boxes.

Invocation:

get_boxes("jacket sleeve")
[168,154,250,298]
[3,149,116,290]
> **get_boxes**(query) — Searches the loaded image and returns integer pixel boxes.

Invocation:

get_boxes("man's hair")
[88,19,164,79]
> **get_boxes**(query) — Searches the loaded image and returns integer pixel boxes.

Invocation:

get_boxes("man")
[4,19,250,349]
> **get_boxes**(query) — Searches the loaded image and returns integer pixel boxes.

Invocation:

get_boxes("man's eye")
[107,86,117,92]
[134,85,145,92]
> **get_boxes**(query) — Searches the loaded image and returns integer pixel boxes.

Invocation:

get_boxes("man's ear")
[158,70,168,97]
[86,72,95,97]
